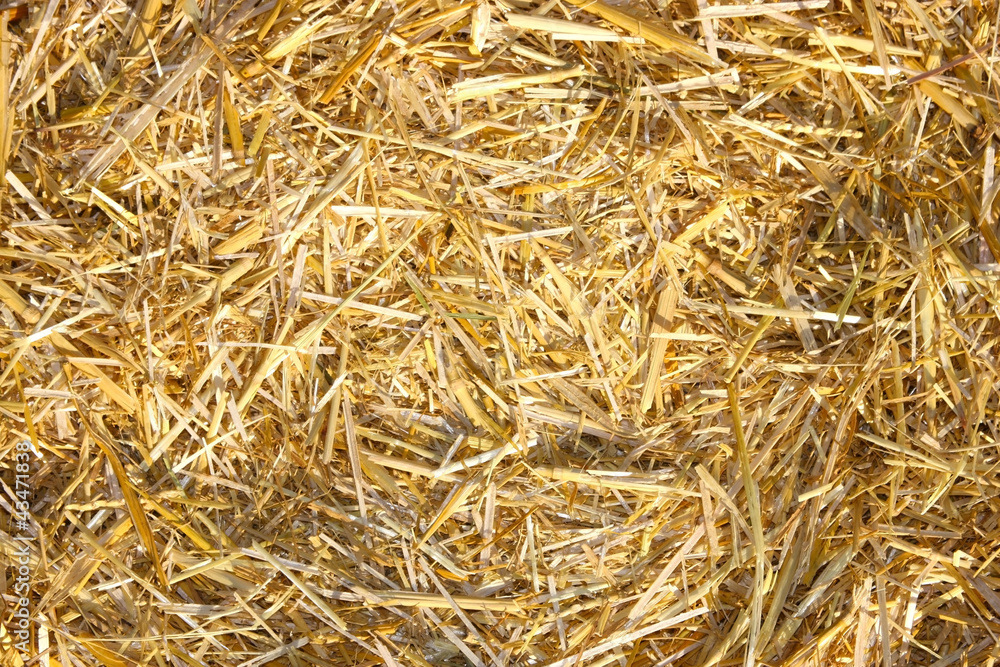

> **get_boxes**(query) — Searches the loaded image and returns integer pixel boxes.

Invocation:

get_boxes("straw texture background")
[2,0,1000,665]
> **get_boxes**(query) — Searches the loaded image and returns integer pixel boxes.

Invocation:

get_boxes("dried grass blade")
[0,14,10,185]
[728,381,766,667]
[82,414,168,589]
[562,0,719,66]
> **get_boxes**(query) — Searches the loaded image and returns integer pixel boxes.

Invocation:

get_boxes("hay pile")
[2,0,999,664]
